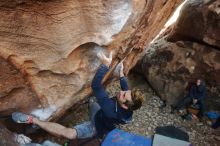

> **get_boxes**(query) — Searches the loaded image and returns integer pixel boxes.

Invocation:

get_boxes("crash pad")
[101,129,152,146]
[153,134,191,146]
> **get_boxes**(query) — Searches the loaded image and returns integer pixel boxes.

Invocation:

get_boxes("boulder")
[136,39,220,105]
[0,124,19,146]
[0,0,181,120]
[0,56,40,115]
[168,0,220,49]
[136,0,220,107]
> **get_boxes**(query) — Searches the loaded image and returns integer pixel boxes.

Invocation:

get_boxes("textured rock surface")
[0,124,19,146]
[136,39,220,105]
[0,0,181,120]
[136,0,220,106]
[0,56,40,115]
[168,0,220,49]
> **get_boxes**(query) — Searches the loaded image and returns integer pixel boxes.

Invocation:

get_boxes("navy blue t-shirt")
[91,64,133,137]
[189,84,206,101]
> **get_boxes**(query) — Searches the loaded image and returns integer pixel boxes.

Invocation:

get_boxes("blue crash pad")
[206,111,220,119]
[101,129,152,146]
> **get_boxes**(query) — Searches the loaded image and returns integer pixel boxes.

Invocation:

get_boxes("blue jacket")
[189,84,206,101]
[91,64,133,137]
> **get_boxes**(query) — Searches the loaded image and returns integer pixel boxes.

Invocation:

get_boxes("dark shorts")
[73,99,100,139]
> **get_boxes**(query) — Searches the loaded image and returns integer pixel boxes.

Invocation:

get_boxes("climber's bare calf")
[12,112,76,139]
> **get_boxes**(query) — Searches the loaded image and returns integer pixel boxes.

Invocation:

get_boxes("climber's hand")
[97,51,113,67]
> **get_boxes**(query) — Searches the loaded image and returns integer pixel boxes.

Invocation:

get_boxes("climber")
[171,79,206,118]
[12,50,144,141]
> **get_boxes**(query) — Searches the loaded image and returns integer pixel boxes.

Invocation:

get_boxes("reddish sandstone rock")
[0,56,40,116]
[0,0,181,120]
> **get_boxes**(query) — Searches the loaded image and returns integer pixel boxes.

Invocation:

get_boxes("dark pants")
[198,99,205,117]
[175,96,192,110]
[212,116,220,129]
[175,96,205,117]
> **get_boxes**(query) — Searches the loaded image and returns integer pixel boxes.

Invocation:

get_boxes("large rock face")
[0,57,40,115]
[168,0,220,48]
[136,0,220,108]
[0,124,19,146]
[0,0,181,120]
[137,39,220,105]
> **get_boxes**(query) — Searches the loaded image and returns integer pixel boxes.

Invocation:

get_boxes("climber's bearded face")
[117,90,132,109]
